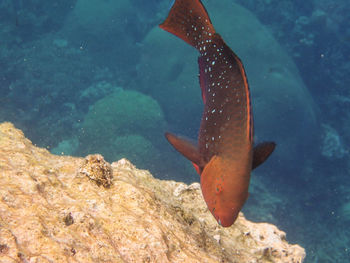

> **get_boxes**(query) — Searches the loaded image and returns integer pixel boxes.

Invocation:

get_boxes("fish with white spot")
[160,0,276,227]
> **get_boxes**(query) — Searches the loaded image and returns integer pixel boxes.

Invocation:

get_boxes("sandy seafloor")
[0,0,349,262]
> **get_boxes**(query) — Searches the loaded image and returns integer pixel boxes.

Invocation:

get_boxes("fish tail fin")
[159,0,215,49]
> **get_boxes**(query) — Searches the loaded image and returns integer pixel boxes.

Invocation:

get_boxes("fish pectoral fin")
[252,142,276,170]
[165,132,202,167]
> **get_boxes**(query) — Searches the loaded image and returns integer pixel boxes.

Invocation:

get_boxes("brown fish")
[160,0,276,227]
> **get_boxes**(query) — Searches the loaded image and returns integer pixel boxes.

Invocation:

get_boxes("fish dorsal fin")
[165,132,202,171]
[252,142,276,170]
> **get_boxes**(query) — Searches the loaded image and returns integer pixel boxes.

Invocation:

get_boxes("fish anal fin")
[252,142,276,170]
[192,162,201,175]
[165,132,202,172]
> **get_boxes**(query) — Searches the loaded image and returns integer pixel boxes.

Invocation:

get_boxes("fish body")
[160,0,275,227]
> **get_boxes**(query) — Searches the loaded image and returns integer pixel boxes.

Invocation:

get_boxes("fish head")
[200,155,250,227]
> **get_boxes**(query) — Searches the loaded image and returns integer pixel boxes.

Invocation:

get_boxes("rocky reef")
[0,122,305,262]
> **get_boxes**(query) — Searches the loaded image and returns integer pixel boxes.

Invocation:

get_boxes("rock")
[0,122,305,262]
[77,90,166,159]
[78,154,113,188]
[73,0,131,33]
[66,0,142,69]
[320,124,347,159]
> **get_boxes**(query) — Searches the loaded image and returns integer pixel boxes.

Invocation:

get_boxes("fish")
[160,0,276,227]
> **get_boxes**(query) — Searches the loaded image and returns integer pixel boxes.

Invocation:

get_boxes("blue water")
[1,0,349,262]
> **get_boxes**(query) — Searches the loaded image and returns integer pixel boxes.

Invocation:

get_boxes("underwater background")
[0,0,349,262]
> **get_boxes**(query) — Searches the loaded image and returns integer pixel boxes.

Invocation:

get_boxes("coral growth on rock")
[320,124,347,159]
[78,89,166,160]
[78,154,113,188]
[0,122,305,262]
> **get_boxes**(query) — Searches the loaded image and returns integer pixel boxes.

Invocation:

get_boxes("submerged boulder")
[0,122,305,262]
[77,89,196,181]
[78,89,166,160]
[66,0,150,68]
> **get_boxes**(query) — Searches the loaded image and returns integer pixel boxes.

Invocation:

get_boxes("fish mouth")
[216,212,239,227]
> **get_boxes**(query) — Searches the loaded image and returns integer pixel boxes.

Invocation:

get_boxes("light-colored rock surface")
[0,122,305,262]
